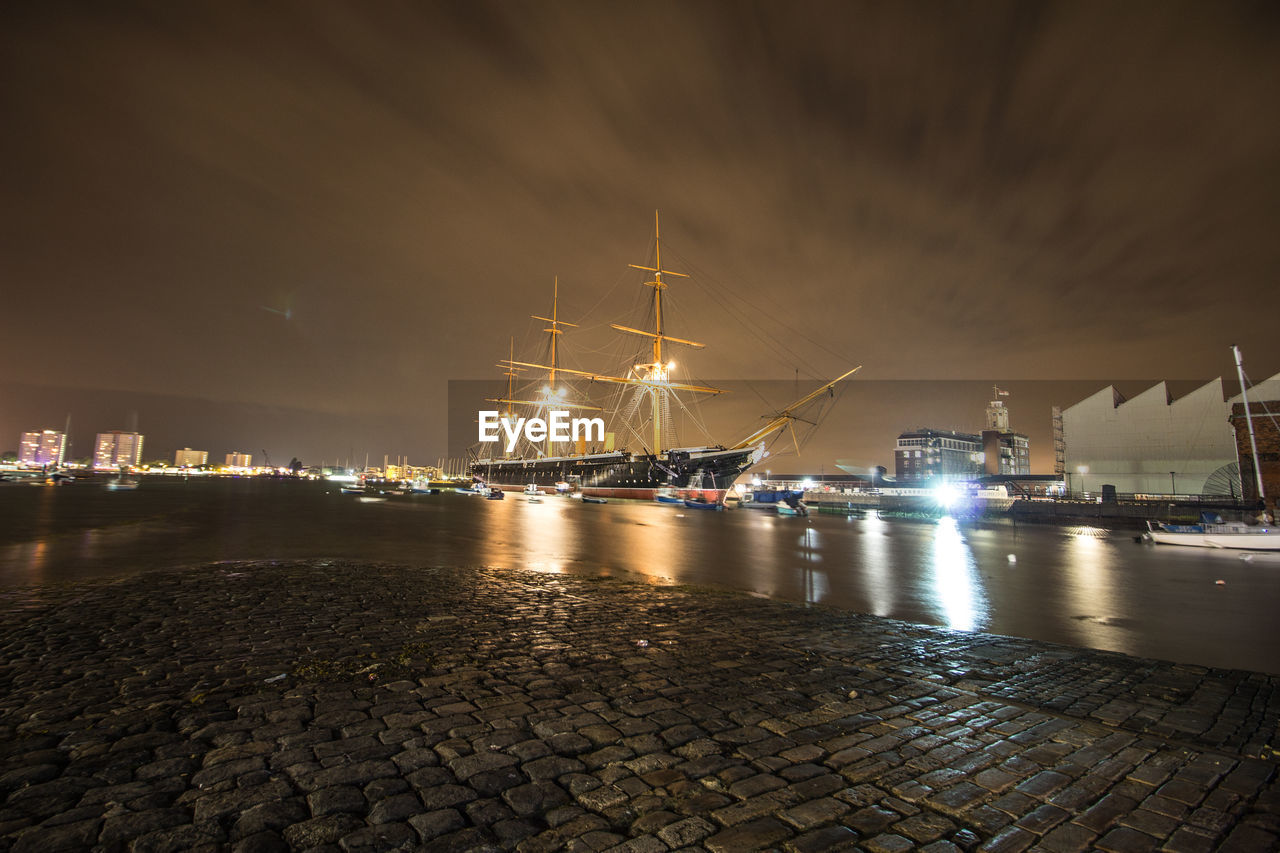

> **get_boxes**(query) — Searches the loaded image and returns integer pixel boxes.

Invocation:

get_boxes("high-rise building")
[94,431,144,470]
[174,448,208,467]
[19,430,67,467]
[225,452,252,467]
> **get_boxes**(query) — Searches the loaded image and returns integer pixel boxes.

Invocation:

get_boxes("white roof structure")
[1061,379,1238,497]
[1228,371,1280,407]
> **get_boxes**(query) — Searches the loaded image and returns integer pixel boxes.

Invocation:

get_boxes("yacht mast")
[1233,345,1267,507]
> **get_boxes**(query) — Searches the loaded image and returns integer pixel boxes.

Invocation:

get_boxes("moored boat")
[1144,515,1280,550]
[1143,347,1276,550]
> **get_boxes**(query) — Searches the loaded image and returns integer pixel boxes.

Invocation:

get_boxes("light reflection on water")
[1062,525,1125,649]
[2,479,1279,673]
[794,525,827,605]
[858,513,893,618]
[930,517,987,632]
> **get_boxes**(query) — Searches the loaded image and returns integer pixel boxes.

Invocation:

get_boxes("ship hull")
[470,444,762,503]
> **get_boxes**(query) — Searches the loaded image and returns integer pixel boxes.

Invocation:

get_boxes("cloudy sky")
[3,1,1278,469]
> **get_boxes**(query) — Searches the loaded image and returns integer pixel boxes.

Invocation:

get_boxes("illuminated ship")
[469,214,858,502]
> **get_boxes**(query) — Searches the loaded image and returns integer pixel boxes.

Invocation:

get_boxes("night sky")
[3,1,1278,471]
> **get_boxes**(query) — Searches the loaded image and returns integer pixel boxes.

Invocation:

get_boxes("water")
[3,477,1279,674]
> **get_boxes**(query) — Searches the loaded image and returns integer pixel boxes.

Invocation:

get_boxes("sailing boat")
[105,465,140,491]
[1145,345,1279,550]
[469,214,858,501]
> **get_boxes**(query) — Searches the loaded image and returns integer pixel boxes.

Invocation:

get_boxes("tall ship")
[469,214,858,501]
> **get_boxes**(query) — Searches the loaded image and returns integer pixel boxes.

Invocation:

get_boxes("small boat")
[524,483,541,496]
[105,466,140,490]
[1142,347,1277,551]
[1144,513,1280,550]
[527,496,542,503]
[683,499,723,511]
[340,486,364,495]
[486,488,505,500]
[357,495,387,503]
[654,488,683,504]
[581,496,607,504]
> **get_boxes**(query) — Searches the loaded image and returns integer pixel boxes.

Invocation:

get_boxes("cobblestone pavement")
[0,561,1277,852]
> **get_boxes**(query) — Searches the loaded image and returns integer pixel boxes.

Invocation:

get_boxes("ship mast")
[533,277,575,457]
[489,278,601,459]
[611,211,709,453]
[499,214,720,455]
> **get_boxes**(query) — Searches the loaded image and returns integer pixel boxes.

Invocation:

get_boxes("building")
[19,430,67,467]
[94,431,144,470]
[1228,371,1280,514]
[225,452,252,467]
[174,447,208,467]
[980,387,1031,476]
[894,388,1031,483]
[1060,379,1237,497]
[895,429,984,482]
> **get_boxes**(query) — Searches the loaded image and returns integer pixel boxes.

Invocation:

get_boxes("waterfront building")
[1060,379,1236,497]
[1228,371,1280,513]
[982,431,1031,476]
[174,447,208,467]
[894,429,984,482]
[980,388,1031,476]
[225,451,252,467]
[893,388,1030,483]
[94,431,144,470]
[19,430,66,467]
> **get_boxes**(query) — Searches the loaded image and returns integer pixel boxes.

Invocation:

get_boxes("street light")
[1077,465,1089,498]
[1170,471,1176,496]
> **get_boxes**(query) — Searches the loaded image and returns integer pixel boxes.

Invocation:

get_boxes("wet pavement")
[0,561,1276,852]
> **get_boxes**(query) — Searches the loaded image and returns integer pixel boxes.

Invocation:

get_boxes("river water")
[3,477,1278,674]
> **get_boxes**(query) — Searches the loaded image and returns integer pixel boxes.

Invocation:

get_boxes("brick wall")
[1230,402,1280,514]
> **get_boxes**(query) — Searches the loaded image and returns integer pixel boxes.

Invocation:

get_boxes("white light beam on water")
[930,517,988,632]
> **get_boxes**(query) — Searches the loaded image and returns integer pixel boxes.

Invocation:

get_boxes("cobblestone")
[0,560,1276,851]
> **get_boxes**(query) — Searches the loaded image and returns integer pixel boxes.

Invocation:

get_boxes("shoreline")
[0,561,1276,851]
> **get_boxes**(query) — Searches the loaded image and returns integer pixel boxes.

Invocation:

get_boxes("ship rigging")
[470,213,859,501]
